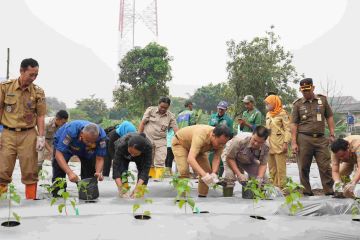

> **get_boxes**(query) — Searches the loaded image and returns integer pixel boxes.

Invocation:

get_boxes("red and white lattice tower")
[118,0,158,60]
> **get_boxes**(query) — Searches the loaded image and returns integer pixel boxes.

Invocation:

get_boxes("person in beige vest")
[0,58,46,199]
[265,94,291,188]
[330,136,360,198]
[138,97,178,178]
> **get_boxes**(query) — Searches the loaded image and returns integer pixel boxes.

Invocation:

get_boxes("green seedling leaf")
[62,191,70,200]
[58,204,65,214]
[70,200,76,209]
[11,194,21,204]
[50,198,57,206]
[143,210,151,216]
[57,189,64,196]
[13,212,21,222]
[133,204,140,214]
[145,199,153,204]
[178,199,186,209]
[187,198,195,209]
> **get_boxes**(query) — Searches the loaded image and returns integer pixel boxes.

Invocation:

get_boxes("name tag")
[317,113,322,122]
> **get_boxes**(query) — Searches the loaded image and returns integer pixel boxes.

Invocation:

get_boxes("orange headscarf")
[265,95,283,117]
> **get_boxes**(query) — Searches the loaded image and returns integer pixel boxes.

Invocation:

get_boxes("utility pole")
[6,48,10,80]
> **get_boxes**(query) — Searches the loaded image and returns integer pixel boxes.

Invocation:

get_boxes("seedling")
[173,178,196,214]
[38,169,52,198]
[77,181,90,201]
[334,176,352,198]
[351,198,360,221]
[120,171,135,195]
[132,185,152,220]
[244,178,266,219]
[50,178,78,216]
[282,177,304,216]
[0,183,21,227]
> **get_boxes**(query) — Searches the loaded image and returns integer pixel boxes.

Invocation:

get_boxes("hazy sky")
[1,0,349,107]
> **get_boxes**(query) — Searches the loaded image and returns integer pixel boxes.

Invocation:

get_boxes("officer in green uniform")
[291,78,335,196]
[208,101,234,176]
[239,95,262,133]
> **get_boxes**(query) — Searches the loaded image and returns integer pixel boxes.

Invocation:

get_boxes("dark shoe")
[325,191,334,196]
[303,192,314,196]
[198,195,207,198]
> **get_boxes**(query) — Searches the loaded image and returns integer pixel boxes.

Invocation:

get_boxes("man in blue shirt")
[52,120,107,191]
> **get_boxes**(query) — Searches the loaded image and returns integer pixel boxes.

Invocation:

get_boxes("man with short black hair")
[0,58,46,199]
[224,126,270,184]
[38,110,69,171]
[139,97,179,178]
[330,136,360,198]
[172,124,232,197]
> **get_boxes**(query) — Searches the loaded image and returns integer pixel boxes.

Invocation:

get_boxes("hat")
[217,101,228,109]
[299,78,313,91]
[242,95,255,103]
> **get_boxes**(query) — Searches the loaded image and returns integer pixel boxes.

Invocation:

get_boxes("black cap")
[299,78,313,86]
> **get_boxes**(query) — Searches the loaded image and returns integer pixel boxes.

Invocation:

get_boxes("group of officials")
[0,58,358,200]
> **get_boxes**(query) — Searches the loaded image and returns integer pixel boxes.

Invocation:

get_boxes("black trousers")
[165,147,174,168]
[103,130,120,176]
[51,155,96,196]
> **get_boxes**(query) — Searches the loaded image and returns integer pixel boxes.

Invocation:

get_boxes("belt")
[3,125,34,132]
[299,132,324,138]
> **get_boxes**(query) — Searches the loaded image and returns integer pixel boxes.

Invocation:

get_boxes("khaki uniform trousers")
[0,128,38,185]
[268,153,287,188]
[172,141,211,196]
[150,139,167,167]
[297,134,334,194]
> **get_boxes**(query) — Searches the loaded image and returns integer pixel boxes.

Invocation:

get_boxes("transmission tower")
[118,0,158,60]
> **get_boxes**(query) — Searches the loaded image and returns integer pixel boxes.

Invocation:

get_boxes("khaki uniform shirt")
[45,117,60,146]
[331,135,360,166]
[291,94,333,134]
[142,106,177,142]
[226,136,269,166]
[174,125,223,157]
[265,110,291,154]
[0,79,46,128]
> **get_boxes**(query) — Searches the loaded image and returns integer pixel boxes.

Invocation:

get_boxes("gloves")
[256,176,264,184]
[237,174,248,183]
[118,187,130,198]
[210,173,219,184]
[201,173,217,187]
[36,136,45,152]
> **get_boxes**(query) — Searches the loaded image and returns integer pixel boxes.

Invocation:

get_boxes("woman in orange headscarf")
[264,94,291,189]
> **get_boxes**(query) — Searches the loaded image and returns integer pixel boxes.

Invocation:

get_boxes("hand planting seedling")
[244,178,266,220]
[119,171,136,197]
[1,183,21,227]
[50,178,78,216]
[132,185,152,220]
[282,177,304,216]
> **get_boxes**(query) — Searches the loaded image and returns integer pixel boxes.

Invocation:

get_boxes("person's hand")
[68,172,79,183]
[201,173,216,187]
[291,142,299,155]
[118,187,130,198]
[256,176,265,184]
[237,173,248,182]
[238,119,245,126]
[329,135,336,143]
[344,182,356,195]
[210,173,219,184]
[94,172,104,181]
[282,143,288,153]
[36,136,46,152]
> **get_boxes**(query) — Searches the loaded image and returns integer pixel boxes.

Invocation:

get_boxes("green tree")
[226,26,301,116]
[169,96,187,115]
[75,95,108,123]
[68,108,89,121]
[113,42,173,118]
[190,83,234,114]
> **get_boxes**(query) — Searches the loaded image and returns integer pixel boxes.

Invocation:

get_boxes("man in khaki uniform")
[0,58,46,199]
[330,136,360,198]
[172,125,232,196]
[291,78,335,196]
[38,110,68,171]
[224,126,270,184]
[139,97,178,178]
[265,94,291,188]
